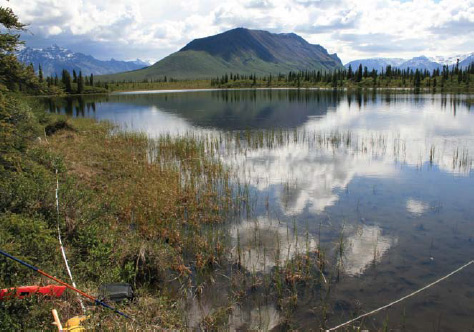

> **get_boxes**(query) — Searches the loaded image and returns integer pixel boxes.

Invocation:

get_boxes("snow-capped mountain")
[345,53,473,72]
[17,45,150,77]
[397,56,443,72]
[344,58,405,72]
[429,53,474,66]
[459,54,474,69]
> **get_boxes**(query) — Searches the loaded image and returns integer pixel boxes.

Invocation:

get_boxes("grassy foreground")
[0,96,233,329]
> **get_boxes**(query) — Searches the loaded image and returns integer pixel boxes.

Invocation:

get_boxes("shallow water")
[43,90,474,330]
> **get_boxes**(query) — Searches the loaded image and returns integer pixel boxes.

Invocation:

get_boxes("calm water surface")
[43,90,474,330]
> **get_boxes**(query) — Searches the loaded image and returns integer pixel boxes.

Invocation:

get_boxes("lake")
[42,89,474,330]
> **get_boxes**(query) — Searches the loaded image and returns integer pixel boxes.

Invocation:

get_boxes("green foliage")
[0,296,54,330]
[0,214,59,284]
[0,6,25,53]
[62,69,73,93]
[97,48,338,82]
[0,95,188,327]
[0,7,53,94]
[77,71,84,94]
[98,62,473,93]
[0,93,41,169]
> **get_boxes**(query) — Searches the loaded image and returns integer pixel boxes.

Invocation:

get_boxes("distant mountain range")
[98,28,343,81]
[345,53,474,72]
[17,45,150,77]
[20,34,472,80]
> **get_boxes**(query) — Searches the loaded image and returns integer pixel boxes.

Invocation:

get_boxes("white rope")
[326,259,474,331]
[55,169,86,314]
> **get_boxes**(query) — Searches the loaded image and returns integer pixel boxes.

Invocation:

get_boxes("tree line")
[209,60,474,90]
[26,64,100,94]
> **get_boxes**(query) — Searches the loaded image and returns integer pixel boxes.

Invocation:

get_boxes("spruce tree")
[414,69,421,89]
[62,69,72,93]
[77,70,84,94]
[356,64,363,82]
[38,64,43,82]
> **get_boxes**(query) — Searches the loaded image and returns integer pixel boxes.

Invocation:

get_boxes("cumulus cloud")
[7,0,474,63]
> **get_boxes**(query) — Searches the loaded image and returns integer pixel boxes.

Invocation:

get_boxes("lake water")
[43,90,474,330]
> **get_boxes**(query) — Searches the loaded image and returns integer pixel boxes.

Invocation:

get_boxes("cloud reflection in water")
[342,224,397,276]
[230,216,317,273]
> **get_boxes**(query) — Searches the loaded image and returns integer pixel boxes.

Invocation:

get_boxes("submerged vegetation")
[0,97,355,329]
[4,97,473,328]
[0,104,224,328]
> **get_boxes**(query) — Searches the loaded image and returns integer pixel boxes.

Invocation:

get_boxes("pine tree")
[414,69,421,89]
[356,64,363,82]
[347,65,353,80]
[77,71,84,94]
[62,69,72,93]
[38,64,43,82]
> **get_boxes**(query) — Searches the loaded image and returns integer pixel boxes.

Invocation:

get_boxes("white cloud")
[7,0,474,63]
[47,25,62,35]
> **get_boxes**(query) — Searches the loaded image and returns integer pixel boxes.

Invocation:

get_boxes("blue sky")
[7,0,474,64]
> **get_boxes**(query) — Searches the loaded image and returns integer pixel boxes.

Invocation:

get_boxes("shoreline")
[31,85,474,97]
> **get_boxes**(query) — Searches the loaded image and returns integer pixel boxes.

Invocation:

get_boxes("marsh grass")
[36,117,239,328]
[47,122,400,329]
[7,107,472,329]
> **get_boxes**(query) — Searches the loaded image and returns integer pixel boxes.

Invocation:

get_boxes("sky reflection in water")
[45,91,474,278]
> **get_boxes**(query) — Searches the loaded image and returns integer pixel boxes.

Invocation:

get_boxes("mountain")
[98,28,342,81]
[17,45,150,77]
[345,53,474,72]
[344,58,405,72]
[429,53,474,67]
[459,53,474,69]
[397,56,443,72]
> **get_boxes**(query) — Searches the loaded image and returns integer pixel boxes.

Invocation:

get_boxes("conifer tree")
[414,69,421,89]
[62,69,72,93]
[347,65,353,79]
[356,64,363,82]
[38,64,43,82]
[77,70,84,94]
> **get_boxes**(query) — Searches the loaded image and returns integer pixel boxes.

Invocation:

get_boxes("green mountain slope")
[98,28,343,81]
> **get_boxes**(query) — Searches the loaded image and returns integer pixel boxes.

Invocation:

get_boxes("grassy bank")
[0,96,234,329]
[104,80,212,92]
[98,76,474,94]
[0,96,359,330]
